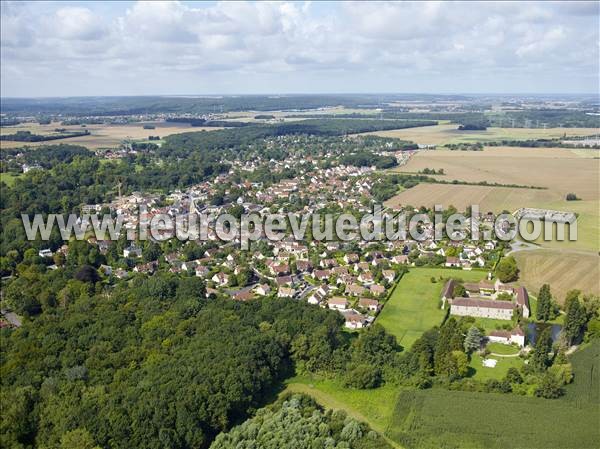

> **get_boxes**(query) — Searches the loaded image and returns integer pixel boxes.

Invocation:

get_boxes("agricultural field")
[0,121,221,149]
[376,267,485,349]
[393,147,599,201]
[562,340,600,406]
[384,146,599,299]
[386,387,598,449]
[386,341,600,449]
[513,249,600,303]
[361,123,599,145]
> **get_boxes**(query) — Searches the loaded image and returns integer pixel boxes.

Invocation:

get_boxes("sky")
[1,1,599,97]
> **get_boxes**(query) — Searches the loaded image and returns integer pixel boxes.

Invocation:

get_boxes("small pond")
[527,323,562,345]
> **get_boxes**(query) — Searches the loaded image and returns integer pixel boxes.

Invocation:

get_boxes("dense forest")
[0,94,469,115]
[0,259,402,448]
[0,270,337,448]
[0,130,90,142]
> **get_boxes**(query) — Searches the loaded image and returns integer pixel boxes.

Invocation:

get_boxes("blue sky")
[1,1,598,97]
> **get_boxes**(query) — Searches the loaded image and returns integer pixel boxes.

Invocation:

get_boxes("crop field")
[384,183,552,213]
[386,387,599,449]
[513,249,600,302]
[394,147,599,201]
[361,123,599,145]
[376,268,485,349]
[387,341,600,449]
[386,147,599,255]
[562,341,600,406]
[0,121,222,149]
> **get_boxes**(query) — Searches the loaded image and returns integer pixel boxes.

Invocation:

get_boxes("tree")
[536,284,557,322]
[453,284,467,298]
[530,327,553,372]
[60,429,100,449]
[563,292,587,345]
[344,364,382,389]
[74,265,99,284]
[565,193,579,201]
[495,256,519,283]
[534,373,565,399]
[504,367,523,384]
[452,350,469,377]
[463,326,483,353]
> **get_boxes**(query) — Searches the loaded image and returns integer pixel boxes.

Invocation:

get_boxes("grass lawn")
[376,267,485,349]
[282,375,403,448]
[469,353,523,381]
[486,342,520,355]
[0,172,20,186]
[471,317,516,333]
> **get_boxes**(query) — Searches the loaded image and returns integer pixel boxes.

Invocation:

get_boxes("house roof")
[515,287,529,309]
[441,279,456,299]
[452,298,515,310]
[359,298,379,307]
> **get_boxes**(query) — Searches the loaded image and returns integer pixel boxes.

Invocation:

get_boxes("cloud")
[1,1,598,96]
[50,7,107,41]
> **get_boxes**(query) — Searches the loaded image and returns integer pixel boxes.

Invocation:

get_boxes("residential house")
[346,284,367,297]
[278,287,296,298]
[382,270,396,283]
[212,272,230,287]
[445,256,460,267]
[328,296,349,311]
[358,298,381,312]
[255,284,271,296]
[370,284,386,296]
[343,310,367,329]
[488,327,526,347]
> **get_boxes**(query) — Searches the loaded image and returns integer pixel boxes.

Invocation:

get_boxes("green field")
[376,268,485,349]
[0,172,20,186]
[386,341,600,449]
[283,376,399,434]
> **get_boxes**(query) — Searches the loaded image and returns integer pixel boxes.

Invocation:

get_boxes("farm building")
[450,298,515,320]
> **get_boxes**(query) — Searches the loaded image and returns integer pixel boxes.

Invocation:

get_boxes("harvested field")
[361,124,600,145]
[386,147,599,252]
[384,183,553,212]
[394,147,599,201]
[0,121,222,149]
[512,249,600,302]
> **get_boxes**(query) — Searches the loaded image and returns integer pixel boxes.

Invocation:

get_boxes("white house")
[328,296,349,311]
[488,327,526,348]
[343,310,367,329]
[255,284,271,296]
[38,249,53,258]
[211,272,230,287]
[278,287,296,298]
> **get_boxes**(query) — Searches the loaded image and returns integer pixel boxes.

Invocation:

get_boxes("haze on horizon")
[1,1,599,97]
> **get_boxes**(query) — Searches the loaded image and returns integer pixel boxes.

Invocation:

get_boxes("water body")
[527,322,562,345]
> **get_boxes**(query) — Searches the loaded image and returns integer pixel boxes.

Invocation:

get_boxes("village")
[22,134,538,363]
